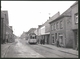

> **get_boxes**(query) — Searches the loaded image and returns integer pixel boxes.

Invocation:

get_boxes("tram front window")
[30,34,36,39]
[32,36,36,39]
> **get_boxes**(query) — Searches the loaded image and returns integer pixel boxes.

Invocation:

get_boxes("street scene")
[1,1,78,58]
[1,39,78,58]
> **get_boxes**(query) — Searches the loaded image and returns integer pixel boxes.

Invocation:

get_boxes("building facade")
[37,12,60,44]
[1,11,6,43]
[49,1,78,49]
[37,25,42,44]
[44,12,60,44]
[1,11,14,44]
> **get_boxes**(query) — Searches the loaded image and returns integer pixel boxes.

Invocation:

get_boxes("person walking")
[56,39,59,47]
[40,39,42,45]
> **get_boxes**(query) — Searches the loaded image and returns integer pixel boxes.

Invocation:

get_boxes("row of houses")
[20,28,37,40]
[21,1,78,50]
[1,10,15,44]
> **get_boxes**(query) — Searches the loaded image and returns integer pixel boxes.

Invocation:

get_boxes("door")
[47,35,49,44]
[55,33,57,41]
[75,30,78,49]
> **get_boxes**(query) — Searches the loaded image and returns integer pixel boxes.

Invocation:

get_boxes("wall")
[1,11,14,43]
[1,11,6,43]
[45,12,60,33]
[40,26,45,35]
[2,11,9,25]
[71,2,78,29]
[65,2,78,48]
[50,17,66,47]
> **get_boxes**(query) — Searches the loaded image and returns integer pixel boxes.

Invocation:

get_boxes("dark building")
[1,11,6,43]
[1,11,14,43]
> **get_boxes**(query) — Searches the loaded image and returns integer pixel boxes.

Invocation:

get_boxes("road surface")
[1,39,78,58]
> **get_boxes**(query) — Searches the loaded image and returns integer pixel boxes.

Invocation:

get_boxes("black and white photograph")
[1,1,78,58]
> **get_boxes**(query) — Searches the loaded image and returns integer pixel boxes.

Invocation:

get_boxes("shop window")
[43,36,44,39]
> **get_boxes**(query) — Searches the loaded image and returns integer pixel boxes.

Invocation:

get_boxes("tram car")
[28,33,37,44]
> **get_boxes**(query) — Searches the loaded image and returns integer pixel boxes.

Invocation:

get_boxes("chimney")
[38,25,42,28]
[10,26,12,29]
[49,17,51,19]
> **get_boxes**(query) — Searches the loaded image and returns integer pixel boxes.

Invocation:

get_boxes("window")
[30,36,32,39]
[60,20,63,29]
[43,36,44,39]
[56,22,59,30]
[54,23,56,30]
[52,34,54,43]
[75,13,78,24]
[55,33,57,40]
[51,25,53,30]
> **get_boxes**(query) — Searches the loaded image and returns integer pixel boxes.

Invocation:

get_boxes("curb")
[39,44,78,56]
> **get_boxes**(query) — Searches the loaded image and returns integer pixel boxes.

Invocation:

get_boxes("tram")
[28,33,37,44]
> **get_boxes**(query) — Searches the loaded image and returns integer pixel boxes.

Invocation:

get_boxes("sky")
[1,1,76,37]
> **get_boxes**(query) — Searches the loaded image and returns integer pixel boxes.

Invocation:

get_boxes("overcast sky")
[1,1,76,37]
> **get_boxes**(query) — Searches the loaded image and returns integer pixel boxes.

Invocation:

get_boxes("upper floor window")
[54,23,56,30]
[56,22,59,30]
[51,25,53,30]
[60,20,63,29]
[75,13,78,24]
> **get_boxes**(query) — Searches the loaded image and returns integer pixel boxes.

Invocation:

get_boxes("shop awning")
[59,35,63,36]
[41,32,50,35]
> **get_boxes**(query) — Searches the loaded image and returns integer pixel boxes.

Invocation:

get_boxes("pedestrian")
[40,40,42,45]
[42,39,43,45]
[42,39,43,44]
[43,39,45,45]
[42,39,44,45]
[56,39,59,47]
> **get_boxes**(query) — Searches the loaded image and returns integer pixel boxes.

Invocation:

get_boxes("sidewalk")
[1,42,16,58]
[38,44,78,56]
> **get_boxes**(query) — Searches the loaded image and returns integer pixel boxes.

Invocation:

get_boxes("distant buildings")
[1,11,15,44]
[20,32,27,40]
[20,28,37,40]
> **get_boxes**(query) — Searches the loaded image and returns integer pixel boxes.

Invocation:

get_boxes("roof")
[39,12,60,28]
[49,2,77,24]
[44,12,60,25]
[49,14,71,24]
[70,1,78,8]
[27,28,36,33]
